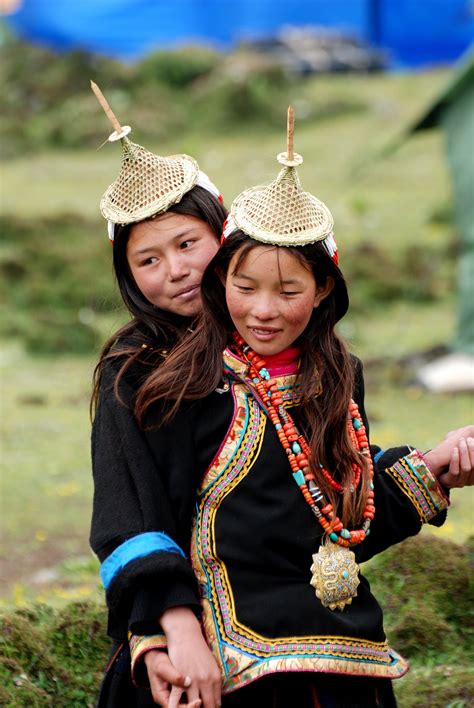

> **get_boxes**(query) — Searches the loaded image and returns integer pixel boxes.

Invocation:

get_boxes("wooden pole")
[90,80,123,135]
[287,105,294,161]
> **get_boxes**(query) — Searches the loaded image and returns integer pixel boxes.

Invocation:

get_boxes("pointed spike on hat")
[90,80,132,141]
[277,104,302,168]
[287,104,294,161]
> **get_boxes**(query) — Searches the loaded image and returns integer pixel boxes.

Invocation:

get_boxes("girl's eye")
[236,285,253,292]
[143,256,159,265]
[180,239,195,250]
[282,291,299,297]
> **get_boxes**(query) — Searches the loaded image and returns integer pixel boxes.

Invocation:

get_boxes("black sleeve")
[90,367,200,640]
[350,357,448,565]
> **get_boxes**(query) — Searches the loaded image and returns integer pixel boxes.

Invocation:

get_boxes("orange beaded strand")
[233,333,375,549]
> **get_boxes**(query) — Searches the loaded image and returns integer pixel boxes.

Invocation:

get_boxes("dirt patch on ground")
[0,533,94,600]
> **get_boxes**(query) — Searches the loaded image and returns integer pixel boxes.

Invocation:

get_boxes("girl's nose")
[252,295,278,320]
[167,255,190,281]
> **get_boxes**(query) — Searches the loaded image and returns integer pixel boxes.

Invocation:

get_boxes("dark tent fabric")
[409,52,474,356]
[5,0,474,65]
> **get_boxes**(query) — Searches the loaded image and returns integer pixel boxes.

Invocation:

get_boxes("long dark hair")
[90,185,228,416]
[135,231,370,525]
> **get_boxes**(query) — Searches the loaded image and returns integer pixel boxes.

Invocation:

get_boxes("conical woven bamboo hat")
[231,108,334,246]
[100,139,199,224]
[91,81,199,224]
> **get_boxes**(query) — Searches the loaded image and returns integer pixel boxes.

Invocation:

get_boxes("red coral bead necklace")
[232,332,375,548]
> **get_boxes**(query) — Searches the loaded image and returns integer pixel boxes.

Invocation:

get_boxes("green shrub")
[0,214,121,353]
[366,535,474,706]
[190,52,291,127]
[0,603,109,707]
[344,239,454,311]
[1,35,365,155]
[0,35,285,155]
[394,663,474,708]
[0,32,127,157]
[138,46,220,89]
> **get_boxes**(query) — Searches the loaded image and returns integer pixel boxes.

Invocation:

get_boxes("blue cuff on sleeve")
[100,531,185,590]
[374,449,386,463]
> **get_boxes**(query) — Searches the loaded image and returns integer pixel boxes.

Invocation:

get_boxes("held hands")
[143,645,219,708]
[151,606,221,708]
[424,425,474,489]
[144,650,201,708]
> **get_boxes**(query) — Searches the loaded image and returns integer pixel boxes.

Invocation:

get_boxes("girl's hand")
[438,436,474,489]
[160,606,222,708]
[144,649,197,707]
[424,425,474,487]
[423,425,474,486]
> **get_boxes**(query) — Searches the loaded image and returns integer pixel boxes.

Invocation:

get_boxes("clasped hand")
[424,425,474,489]
[144,607,222,708]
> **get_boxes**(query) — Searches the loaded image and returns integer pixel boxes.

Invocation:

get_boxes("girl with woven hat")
[120,109,474,707]
[89,81,227,405]
[88,84,226,707]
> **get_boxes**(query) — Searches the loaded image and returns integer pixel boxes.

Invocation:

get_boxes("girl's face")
[225,245,334,356]
[127,212,219,317]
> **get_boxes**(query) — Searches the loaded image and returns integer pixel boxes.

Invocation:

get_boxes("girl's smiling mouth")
[248,326,282,339]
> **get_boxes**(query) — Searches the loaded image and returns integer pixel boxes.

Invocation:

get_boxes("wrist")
[160,606,201,638]
[143,647,166,666]
[423,449,443,478]
[422,449,434,470]
[417,449,450,501]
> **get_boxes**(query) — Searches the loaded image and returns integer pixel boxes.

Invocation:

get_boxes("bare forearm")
[159,606,222,708]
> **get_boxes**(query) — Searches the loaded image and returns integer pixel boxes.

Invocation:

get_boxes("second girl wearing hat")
[88,85,227,706]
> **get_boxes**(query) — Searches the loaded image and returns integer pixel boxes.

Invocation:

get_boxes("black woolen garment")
[91,347,446,707]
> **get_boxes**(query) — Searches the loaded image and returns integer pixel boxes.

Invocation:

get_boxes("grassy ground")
[0,344,100,606]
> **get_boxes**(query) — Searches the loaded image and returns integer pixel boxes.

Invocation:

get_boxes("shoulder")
[102,331,172,397]
[349,353,363,377]
[347,353,364,387]
[349,354,366,412]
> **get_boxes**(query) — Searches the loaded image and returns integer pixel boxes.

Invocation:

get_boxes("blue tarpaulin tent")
[4,0,474,65]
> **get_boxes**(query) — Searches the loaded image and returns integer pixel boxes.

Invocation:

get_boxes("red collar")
[263,347,300,376]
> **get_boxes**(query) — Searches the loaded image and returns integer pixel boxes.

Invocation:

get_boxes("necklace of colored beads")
[233,333,375,548]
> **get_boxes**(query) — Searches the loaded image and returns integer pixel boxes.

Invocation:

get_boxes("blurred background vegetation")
[0,30,472,707]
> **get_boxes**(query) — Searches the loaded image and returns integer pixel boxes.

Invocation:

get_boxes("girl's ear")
[313,277,335,308]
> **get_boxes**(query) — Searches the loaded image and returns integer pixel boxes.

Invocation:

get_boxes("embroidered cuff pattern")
[385,449,449,522]
[129,631,168,687]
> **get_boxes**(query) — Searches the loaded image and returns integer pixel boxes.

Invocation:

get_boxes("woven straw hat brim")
[100,142,199,224]
[231,180,334,247]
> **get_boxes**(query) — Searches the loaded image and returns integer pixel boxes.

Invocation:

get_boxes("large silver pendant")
[310,539,360,611]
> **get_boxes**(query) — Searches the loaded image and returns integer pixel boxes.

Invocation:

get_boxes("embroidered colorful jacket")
[90,349,448,695]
